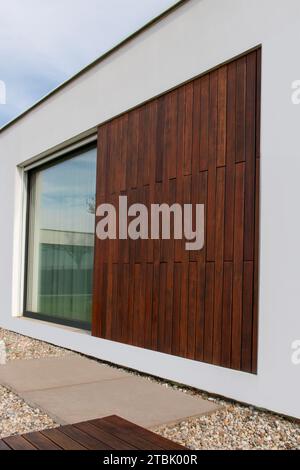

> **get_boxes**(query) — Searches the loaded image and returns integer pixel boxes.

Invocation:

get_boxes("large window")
[25,145,97,330]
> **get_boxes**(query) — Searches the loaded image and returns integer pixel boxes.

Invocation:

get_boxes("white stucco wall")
[0,0,299,418]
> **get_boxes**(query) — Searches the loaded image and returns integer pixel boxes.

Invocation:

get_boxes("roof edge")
[0,0,188,134]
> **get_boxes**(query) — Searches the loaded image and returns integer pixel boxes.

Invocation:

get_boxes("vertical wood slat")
[252,50,261,374]
[186,261,197,359]
[213,167,226,365]
[217,66,227,167]
[224,60,237,262]
[92,48,261,374]
[127,108,139,190]
[184,83,194,176]
[241,261,254,372]
[235,57,247,163]
[206,70,218,262]
[244,52,257,261]
[203,262,215,363]
[231,162,246,370]
[195,260,206,362]
[252,159,260,374]
[256,48,261,160]
[199,74,209,171]
[192,79,201,174]
[221,262,233,368]
[158,262,167,352]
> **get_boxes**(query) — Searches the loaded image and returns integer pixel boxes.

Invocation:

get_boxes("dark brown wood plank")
[3,435,37,450]
[155,96,165,183]
[74,422,136,450]
[235,56,246,163]
[41,428,87,450]
[217,65,227,167]
[127,108,140,190]
[241,261,254,372]
[59,424,111,450]
[231,162,246,370]
[186,262,196,359]
[120,264,130,344]
[0,440,12,450]
[91,417,164,450]
[151,262,160,351]
[256,49,261,159]
[172,262,182,357]
[179,260,189,357]
[132,263,142,347]
[157,262,167,352]
[97,124,109,199]
[125,262,135,346]
[103,416,185,450]
[206,70,218,262]
[147,100,159,186]
[224,60,237,262]
[109,119,120,195]
[252,158,260,374]
[111,262,120,342]
[252,51,261,372]
[204,262,215,363]
[184,83,194,176]
[199,74,209,171]
[192,78,201,174]
[194,171,207,366]
[164,90,178,180]
[120,114,129,192]
[23,431,62,450]
[164,261,174,354]
[221,262,233,368]
[138,106,149,187]
[244,51,257,261]
[195,260,206,362]
[213,167,225,364]
[144,263,154,349]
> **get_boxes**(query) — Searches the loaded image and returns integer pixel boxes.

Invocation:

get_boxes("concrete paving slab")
[0,356,127,392]
[21,376,220,428]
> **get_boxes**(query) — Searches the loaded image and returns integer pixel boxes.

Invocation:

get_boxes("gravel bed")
[0,328,73,361]
[154,402,300,450]
[0,385,57,439]
[0,328,299,449]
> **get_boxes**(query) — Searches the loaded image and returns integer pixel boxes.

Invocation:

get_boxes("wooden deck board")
[0,416,185,451]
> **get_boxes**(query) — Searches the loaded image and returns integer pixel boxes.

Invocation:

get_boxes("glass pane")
[26,147,97,329]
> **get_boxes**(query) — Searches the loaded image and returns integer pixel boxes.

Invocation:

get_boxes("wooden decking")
[0,415,185,450]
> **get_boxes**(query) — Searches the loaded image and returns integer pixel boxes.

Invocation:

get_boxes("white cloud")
[0,0,178,126]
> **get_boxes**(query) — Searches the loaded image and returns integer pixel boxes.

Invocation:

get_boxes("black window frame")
[23,143,97,331]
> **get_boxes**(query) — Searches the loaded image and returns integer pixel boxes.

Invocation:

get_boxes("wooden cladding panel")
[92,48,261,373]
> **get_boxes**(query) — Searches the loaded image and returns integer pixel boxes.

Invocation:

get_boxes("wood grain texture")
[92,48,261,373]
[0,417,185,450]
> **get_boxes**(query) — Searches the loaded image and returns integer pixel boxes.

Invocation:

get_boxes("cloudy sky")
[0,0,178,128]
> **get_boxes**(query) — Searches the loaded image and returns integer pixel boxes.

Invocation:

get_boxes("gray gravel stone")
[0,328,72,362]
[0,385,57,439]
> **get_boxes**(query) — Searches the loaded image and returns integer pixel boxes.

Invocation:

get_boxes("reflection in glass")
[26,147,97,329]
